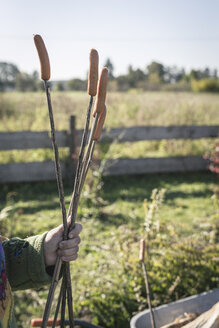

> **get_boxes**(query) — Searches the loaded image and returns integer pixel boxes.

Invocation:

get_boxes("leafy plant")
[205,144,219,176]
[143,188,166,255]
[204,143,219,219]
[138,189,219,311]
[71,187,219,328]
[191,78,219,93]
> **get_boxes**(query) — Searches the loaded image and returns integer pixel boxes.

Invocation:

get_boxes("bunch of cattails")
[33,34,108,328]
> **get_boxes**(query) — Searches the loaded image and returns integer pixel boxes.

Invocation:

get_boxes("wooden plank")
[0,156,209,182]
[97,125,219,143]
[102,156,208,176]
[0,161,66,183]
[0,125,218,150]
[0,131,69,150]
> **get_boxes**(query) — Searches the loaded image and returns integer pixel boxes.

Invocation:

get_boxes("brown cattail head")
[93,106,107,141]
[139,238,145,262]
[88,49,99,96]
[33,34,51,81]
[93,67,108,117]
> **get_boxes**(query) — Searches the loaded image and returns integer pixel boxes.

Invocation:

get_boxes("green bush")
[69,219,219,328]
[191,78,219,93]
[69,190,219,328]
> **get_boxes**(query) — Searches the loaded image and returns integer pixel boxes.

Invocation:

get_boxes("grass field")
[0,172,218,327]
[1,91,219,131]
[1,172,216,238]
[0,91,218,164]
[0,91,218,327]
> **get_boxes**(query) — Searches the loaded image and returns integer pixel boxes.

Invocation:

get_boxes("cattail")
[33,34,50,81]
[93,106,107,141]
[93,67,108,117]
[139,238,145,261]
[87,49,99,96]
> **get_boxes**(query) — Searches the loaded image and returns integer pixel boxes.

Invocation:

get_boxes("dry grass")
[0,91,219,132]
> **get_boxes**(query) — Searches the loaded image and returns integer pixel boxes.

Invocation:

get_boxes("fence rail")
[99,125,219,143]
[0,161,66,183]
[0,116,218,183]
[103,156,207,176]
[0,131,69,150]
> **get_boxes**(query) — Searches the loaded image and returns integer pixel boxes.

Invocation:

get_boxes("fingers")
[58,248,78,262]
[58,246,79,262]
[59,236,81,250]
[68,222,82,239]
[62,254,78,262]
[60,246,79,255]
[58,222,82,262]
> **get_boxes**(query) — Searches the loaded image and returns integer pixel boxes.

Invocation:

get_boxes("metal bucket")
[130,288,219,328]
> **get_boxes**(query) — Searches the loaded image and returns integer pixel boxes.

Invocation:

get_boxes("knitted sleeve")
[2,232,52,291]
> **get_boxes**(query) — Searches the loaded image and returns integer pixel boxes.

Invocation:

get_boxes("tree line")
[0,60,219,92]
[0,62,43,92]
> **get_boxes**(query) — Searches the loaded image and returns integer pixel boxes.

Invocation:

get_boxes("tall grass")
[0,91,218,163]
[0,91,219,132]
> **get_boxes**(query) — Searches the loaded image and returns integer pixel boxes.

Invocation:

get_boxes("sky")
[1,0,219,80]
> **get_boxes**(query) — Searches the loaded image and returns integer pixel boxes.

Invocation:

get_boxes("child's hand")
[44,222,82,266]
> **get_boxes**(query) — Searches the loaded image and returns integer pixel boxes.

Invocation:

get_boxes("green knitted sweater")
[0,233,52,328]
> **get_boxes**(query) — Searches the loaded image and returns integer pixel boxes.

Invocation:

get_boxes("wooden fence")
[0,115,218,183]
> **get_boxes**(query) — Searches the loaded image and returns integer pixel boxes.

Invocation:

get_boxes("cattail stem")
[141,261,156,328]
[60,277,67,328]
[139,239,156,328]
[44,81,68,235]
[66,263,74,328]
[61,95,94,327]
[68,96,93,228]
[41,81,69,328]
[52,280,64,328]
[69,113,99,229]
[42,95,94,325]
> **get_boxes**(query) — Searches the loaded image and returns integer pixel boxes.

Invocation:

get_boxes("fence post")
[67,115,77,181]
